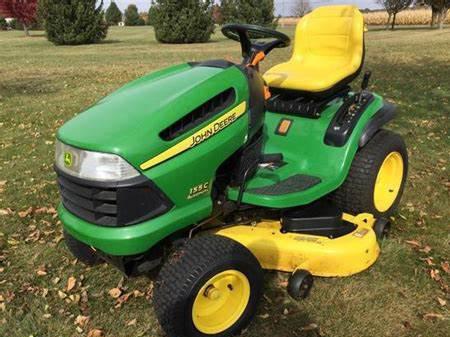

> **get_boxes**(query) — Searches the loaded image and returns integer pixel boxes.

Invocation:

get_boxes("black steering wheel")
[222,24,291,65]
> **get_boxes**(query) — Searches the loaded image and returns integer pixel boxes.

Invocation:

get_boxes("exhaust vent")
[160,88,236,141]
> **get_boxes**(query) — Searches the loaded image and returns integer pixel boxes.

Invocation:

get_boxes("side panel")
[228,94,385,207]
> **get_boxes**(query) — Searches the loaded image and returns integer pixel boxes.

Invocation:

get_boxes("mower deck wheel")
[373,218,391,242]
[287,269,314,300]
[63,230,101,266]
[153,234,263,337]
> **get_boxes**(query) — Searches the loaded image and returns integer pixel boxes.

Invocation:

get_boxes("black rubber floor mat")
[246,174,321,196]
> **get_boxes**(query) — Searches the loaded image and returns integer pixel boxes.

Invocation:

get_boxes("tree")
[147,1,157,25]
[292,0,311,17]
[221,0,278,28]
[4,0,38,36]
[105,1,122,26]
[39,0,108,45]
[151,0,215,43]
[377,0,413,29]
[124,4,145,26]
[426,0,450,29]
[0,16,7,30]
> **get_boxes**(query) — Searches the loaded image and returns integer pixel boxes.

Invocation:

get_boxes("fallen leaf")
[127,318,137,326]
[87,329,103,337]
[67,276,76,291]
[437,297,446,306]
[74,315,89,327]
[423,313,444,320]
[405,240,421,248]
[108,288,122,299]
[430,269,441,281]
[300,323,319,331]
[58,290,67,299]
[441,261,449,274]
[283,308,289,315]
[18,207,33,218]
[258,313,270,319]
[36,266,47,276]
[0,209,12,216]
[419,245,432,253]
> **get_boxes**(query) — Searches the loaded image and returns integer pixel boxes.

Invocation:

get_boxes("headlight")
[55,140,140,182]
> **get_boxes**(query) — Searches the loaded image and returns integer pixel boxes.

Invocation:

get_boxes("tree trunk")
[391,12,397,30]
[438,9,448,30]
[386,13,392,30]
[23,24,30,36]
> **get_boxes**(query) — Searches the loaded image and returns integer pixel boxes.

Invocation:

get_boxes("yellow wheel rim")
[374,151,404,212]
[192,270,250,335]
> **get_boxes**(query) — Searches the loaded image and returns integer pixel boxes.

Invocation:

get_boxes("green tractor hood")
[57,63,248,170]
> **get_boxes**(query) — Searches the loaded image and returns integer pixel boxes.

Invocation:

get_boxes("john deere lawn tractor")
[55,5,408,337]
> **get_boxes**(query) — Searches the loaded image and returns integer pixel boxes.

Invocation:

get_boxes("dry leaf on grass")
[441,261,450,274]
[18,207,33,218]
[74,315,89,327]
[67,276,76,291]
[430,269,441,281]
[127,318,137,326]
[300,323,319,331]
[437,297,446,306]
[36,266,47,276]
[405,240,421,248]
[87,329,103,337]
[0,209,12,216]
[423,313,444,320]
[108,288,122,299]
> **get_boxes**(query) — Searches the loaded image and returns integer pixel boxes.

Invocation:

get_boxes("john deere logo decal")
[140,101,247,170]
[64,152,73,167]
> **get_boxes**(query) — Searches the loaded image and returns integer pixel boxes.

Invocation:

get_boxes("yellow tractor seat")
[264,5,365,95]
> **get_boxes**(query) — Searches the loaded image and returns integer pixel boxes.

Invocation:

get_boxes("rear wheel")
[330,129,408,218]
[154,234,263,337]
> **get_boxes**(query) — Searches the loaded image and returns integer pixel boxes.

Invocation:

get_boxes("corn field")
[278,9,450,26]
[364,9,450,25]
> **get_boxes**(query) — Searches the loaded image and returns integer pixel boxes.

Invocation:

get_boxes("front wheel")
[154,234,263,337]
[330,129,408,218]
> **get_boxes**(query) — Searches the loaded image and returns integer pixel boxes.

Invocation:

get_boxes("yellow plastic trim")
[192,270,250,334]
[374,151,404,212]
[264,5,364,92]
[213,213,380,277]
[140,101,247,170]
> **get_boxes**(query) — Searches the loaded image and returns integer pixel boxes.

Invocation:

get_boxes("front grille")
[56,167,173,227]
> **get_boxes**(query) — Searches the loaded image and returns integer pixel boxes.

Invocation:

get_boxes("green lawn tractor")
[55,5,408,337]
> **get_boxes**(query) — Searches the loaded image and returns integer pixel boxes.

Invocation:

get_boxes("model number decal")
[188,182,210,199]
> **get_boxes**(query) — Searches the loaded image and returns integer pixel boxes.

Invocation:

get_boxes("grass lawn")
[0,26,449,337]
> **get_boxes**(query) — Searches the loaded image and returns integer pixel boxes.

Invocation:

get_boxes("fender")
[359,101,396,147]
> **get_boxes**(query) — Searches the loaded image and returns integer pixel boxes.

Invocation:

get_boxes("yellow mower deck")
[213,213,380,277]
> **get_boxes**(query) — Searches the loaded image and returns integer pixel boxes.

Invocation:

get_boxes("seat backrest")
[291,5,364,67]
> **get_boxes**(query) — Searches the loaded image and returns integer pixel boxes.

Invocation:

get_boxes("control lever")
[358,71,371,104]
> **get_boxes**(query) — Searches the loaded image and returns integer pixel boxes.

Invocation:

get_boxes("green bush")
[106,1,123,26]
[152,0,215,43]
[221,0,278,28]
[147,2,158,26]
[124,4,145,26]
[0,17,7,30]
[39,0,108,45]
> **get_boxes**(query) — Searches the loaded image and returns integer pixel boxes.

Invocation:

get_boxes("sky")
[103,0,382,16]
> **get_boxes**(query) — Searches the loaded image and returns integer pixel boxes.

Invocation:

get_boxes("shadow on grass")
[100,39,122,44]
[0,77,61,98]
